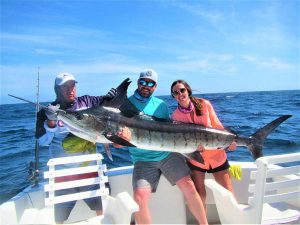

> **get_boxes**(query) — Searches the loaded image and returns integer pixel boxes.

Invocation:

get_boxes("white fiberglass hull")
[0,160,299,225]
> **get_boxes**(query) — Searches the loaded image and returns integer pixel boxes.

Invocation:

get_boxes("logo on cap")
[139,69,158,83]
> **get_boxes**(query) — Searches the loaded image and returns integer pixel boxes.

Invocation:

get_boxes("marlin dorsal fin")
[102,78,131,109]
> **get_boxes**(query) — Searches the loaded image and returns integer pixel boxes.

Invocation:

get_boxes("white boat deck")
[0,154,299,225]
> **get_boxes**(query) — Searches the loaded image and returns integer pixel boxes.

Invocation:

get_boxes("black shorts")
[188,159,230,173]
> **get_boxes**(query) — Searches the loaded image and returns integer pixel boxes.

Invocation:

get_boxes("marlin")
[9,78,291,163]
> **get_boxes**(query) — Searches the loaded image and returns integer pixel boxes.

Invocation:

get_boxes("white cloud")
[261,58,298,71]
[1,33,60,44]
[242,55,256,62]
[242,55,297,71]
[35,49,61,55]
[176,3,222,25]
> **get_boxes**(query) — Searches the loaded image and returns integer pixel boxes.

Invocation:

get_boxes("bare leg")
[133,187,152,225]
[176,175,208,225]
[96,210,103,216]
[213,169,234,196]
[191,170,207,212]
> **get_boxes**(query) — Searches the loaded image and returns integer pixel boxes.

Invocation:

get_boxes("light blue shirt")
[128,94,171,163]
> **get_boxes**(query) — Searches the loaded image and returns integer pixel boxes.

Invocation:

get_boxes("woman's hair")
[171,79,202,116]
[170,80,192,97]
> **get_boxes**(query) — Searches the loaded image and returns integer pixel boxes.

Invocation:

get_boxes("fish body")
[9,79,292,162]
[74,104,290,161]
[103,110,236,153]
[56,108,111,144]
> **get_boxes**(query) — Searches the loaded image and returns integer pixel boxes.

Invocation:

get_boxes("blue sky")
[1,0,299,104]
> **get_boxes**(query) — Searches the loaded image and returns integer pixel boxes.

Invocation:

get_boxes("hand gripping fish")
[9,78,292,164]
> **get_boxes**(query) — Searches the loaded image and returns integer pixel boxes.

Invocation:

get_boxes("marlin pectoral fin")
[184,152,205,165]
[139,114,171,122]
[151,116,171,122]
[119,100,141,117]
[103,132,136,147]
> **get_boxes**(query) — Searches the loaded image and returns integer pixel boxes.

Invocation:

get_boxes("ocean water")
[0,90,299,204]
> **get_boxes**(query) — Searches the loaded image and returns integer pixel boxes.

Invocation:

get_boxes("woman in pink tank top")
[171,79,236,211]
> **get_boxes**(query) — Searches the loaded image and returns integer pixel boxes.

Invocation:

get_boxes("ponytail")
[190,96,203,116]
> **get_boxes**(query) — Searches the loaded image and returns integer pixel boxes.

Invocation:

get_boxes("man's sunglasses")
[139,79,156,87]
[172,88,187,97]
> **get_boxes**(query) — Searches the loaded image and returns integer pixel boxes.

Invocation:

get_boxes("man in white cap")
[35,72,118,223]
[117,69,208,225]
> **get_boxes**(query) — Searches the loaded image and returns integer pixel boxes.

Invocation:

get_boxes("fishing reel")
[28,161,39,185]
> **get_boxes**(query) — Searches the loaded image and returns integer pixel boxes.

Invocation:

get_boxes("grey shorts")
[54,184,102,222]
[132,152,190,192]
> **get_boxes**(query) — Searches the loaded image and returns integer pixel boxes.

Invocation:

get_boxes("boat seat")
[63,192,138,225]
[19,208,40,224]
[44,153,138,224]
[205,152,300,224]
[19,207,54,224]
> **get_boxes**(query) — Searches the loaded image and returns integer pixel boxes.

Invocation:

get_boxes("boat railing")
[43,153,138,224]
[44,153,109,206]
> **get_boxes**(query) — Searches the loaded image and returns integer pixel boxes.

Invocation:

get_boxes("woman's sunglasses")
[139,79,156,87]
[172,88,187,97]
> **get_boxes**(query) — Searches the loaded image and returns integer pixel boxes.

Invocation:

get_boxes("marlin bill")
[9,78,292,163]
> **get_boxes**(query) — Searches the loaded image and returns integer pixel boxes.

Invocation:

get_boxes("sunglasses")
[172,88,187,96]
[139,79,156,87]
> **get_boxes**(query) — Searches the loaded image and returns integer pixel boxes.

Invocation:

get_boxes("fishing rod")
[33,67,40,186]
[26,67,40,186]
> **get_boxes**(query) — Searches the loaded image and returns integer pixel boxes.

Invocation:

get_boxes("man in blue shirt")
[119,69,208,225]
